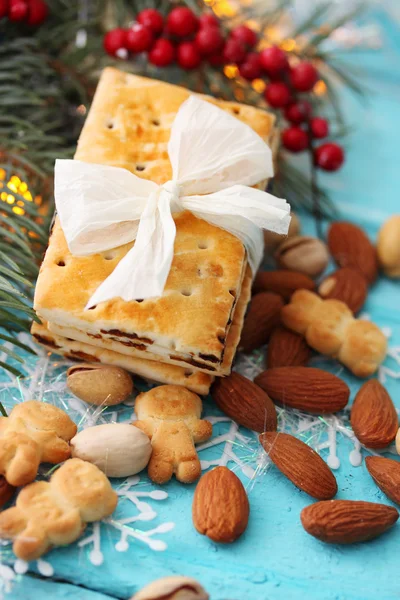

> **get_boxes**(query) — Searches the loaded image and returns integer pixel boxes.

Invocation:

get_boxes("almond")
[255,367,350,414]
[192,466,249,543]
[350,380,398,448]
[239,292,283,353]
[267,326,312,368]
[327,222,378,284]
[318,267,368,314]
[0,476,15,509]
[253,270,315,300]
[366,456,400,505]
[301,500,398,544]
[259,432,337,499]
[212,372,277,433]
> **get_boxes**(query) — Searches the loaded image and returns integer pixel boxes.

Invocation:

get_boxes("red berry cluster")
[104,8,258,71]
[103,7,344,172]
[0,0,48,25]
[257,49,344,171]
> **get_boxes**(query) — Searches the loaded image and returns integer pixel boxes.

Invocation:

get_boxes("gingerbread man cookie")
[0,401,77,486]
[134,385,212,484]
[0,458,117,560]
[281,289,387,377]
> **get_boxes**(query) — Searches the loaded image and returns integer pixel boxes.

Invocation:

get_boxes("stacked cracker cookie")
[32,68,279,394]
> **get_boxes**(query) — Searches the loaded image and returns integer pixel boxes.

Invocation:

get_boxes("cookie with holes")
[33,68,279,378]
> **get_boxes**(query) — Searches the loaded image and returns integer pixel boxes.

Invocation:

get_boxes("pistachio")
[130,576,209,600]
[71,423,151,477]
[67,363,133,406]
[377,215,400,278]
[275,235,329,278]
[264,211,300,252]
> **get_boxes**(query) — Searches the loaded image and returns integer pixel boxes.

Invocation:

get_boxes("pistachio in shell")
[67,363,133,406]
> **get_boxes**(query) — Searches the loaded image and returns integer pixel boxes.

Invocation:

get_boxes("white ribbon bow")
[55,96,290,308]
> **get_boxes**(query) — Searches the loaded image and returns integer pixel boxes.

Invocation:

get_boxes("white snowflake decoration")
[79,476,174,565]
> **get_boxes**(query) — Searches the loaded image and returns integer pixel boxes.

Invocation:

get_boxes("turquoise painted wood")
[2,7,400,599]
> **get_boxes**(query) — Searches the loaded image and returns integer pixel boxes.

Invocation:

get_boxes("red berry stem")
[306,119,324,239]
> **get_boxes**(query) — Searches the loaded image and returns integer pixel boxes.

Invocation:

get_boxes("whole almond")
[131,576,209,600]
[301,500,398,544]
[327,222,378,284]
[377,215,400,278]
[67,363,133,406]
[267,326,312,368]
[192,466,249,543]
[259,432,337,500]
[366,456,400,505]
[239,292,283,353]
[212,372,277,433]
[318,267,368,314]
[0,476,15,508]
[253,270,315,300]
[275,236,330,278]
[350,380,398,448]
[255,367,350,414]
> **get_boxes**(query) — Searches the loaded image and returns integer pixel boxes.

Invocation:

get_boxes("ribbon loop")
[55,96,291,307]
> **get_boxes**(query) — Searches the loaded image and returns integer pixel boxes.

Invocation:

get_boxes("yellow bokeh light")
[280,39,297,52]
[212,0,237,18]
[314,80,327,96]
[224,64,239,79]
[0,170,42,215]
[12,207,25,216]
[252,79,266,94]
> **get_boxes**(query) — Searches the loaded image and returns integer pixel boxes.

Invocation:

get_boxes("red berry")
[0,0,9,18]
[167,6,198,37]
[177,41,201,69]
[290,61,318,92]
[26,0,48,24]
[282,127,309,153]
[9,0,28,20]
[230,25,257,49]
[148,38,175,67]
[208,51,226,66]
[310,117,329,139]
[126,24,153,53]
[103,28,127,57]
[137,8,164,35]
[195,26,224,55]
[223,38,246,64]
[199,13,219,29]
[259,46,288,77]
[264,82,291,108]
[239,52,262,80]
[284,101,312,124]
[314,143,344,171]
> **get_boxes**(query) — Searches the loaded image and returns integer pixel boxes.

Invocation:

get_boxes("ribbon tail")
[86,191,176,307]
[182,185,290,276]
